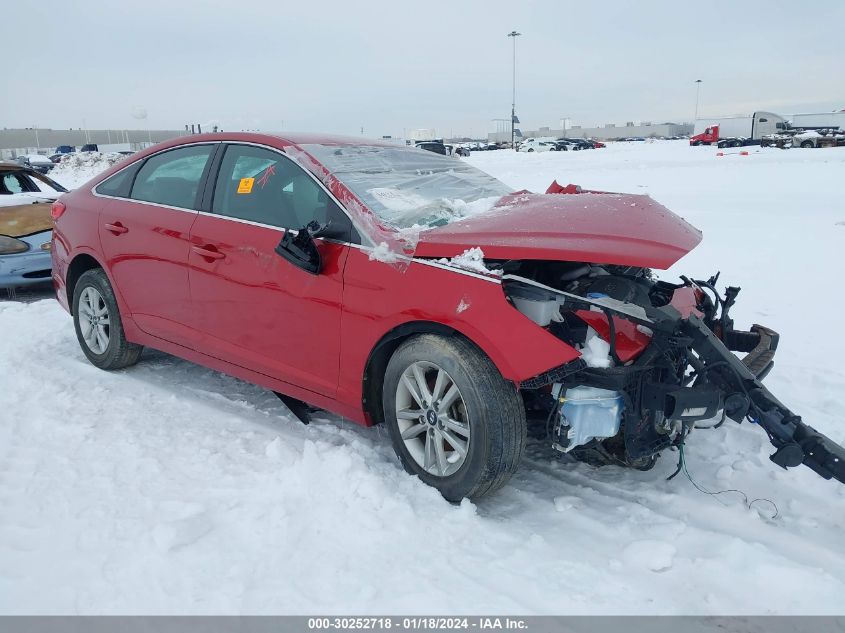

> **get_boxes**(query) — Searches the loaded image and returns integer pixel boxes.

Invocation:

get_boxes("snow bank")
[49,152,128,190]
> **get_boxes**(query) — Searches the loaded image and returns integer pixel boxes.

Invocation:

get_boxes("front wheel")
[72,268,143,370]
[800,140,814,148]
[383,334,526,501]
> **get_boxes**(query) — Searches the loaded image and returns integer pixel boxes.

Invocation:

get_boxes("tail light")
[51,200,67,220]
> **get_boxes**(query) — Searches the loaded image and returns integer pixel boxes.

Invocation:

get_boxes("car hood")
[413,192,702,269]
[0,198,54,237]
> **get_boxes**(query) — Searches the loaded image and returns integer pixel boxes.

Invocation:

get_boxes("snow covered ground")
[1,140,844,615]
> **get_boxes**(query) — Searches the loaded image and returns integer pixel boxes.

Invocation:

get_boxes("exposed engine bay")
[498,259,845,485]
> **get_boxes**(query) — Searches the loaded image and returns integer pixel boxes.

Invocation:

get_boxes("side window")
[212,144,340,230]
[94,163,140,198]
[1,173,27,194]
[130,145,213,209]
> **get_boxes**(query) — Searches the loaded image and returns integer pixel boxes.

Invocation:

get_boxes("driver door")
[188,143,352,397]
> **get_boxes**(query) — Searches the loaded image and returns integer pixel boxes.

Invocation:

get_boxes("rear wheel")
[72,268,142,370]
[800,140,814,148]
[383,334,526,501]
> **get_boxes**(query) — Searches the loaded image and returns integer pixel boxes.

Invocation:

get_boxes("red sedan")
[51,133,845,499]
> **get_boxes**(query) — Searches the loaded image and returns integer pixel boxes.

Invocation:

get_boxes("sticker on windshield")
[237,177,254,194]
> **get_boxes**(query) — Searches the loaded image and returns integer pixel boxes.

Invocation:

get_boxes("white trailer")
[789,112,845,131]
[691,112,787,147]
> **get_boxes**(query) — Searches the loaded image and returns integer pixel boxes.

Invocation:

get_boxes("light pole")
[694,79,702,121]
[507,30,521,149]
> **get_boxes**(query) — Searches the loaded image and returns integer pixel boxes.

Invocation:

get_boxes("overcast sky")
[3,0,843,137]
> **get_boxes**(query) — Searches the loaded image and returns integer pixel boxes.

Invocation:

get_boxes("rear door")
[97,143,217,345]
[188,143,352,397]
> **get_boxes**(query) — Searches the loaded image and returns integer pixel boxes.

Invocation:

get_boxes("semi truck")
[690,111,787,147]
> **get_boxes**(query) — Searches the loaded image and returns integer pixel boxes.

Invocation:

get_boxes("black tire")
[383,334,526,501]
[527,148,534,152]
[72,268,143,370]
[800,140,814,149]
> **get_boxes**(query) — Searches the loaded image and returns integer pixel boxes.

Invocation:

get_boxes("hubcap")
[78,286,110,354]
[395,361,470,478]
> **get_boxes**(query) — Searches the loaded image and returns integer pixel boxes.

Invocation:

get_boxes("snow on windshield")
[299,144,512,230]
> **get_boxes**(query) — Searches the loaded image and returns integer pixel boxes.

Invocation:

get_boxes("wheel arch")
[65,252,105,314]
[362,321,495,426]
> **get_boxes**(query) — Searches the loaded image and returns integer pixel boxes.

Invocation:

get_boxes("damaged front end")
[503,264,845,486]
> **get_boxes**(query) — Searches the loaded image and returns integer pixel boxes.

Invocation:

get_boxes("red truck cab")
[690,125,718,146]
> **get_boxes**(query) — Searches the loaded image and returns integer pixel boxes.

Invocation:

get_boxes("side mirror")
[274,220,325,275]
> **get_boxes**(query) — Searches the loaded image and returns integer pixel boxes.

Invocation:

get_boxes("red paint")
[574,310,651,363]
[669,286,703,319]
[52,132,703,426]
[690,124,719,145]
[415,192,702,269]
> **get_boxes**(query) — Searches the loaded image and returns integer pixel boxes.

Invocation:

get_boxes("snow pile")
[49,152,128,190]
[435,247,502,276]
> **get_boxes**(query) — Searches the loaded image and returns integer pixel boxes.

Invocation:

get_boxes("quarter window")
[212,144,340,230]
[130,145,213,209]
[95,164,140,198]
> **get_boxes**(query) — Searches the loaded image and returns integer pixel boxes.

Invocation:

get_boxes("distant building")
[489,121,692,142]
[407,128,438,142]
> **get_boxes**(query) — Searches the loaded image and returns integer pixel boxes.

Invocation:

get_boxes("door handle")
[104,222,129,235]
[191,245,226,261]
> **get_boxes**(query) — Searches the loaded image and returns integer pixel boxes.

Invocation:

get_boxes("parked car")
[415,141,449,156]
[80,143,99,153]
[0,162,67,289]
[51,133,845,500]
[50,152,75,164]
[557,138,593,150]
[454,146,471,157]
[518,139,556,152]
[55,145,75,155]
[15,154,55,174]
[552,140,577,151]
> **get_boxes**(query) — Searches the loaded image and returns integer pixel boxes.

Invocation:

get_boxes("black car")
[415,141,449,156]
[557,138,594,150]
[80,143,99,153]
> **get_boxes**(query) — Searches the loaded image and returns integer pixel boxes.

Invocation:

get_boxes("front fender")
[337,248,580,418]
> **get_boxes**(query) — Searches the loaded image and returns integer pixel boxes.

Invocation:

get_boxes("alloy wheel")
[394,361,471,477]
[78,286,110,354]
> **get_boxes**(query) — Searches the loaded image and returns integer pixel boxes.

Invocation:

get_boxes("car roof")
[0,161,29,172]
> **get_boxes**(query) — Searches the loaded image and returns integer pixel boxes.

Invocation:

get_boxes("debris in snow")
[436,247,502,276]
[580,327,612,368]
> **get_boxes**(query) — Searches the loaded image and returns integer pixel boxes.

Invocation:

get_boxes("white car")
[518,139,556,153]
